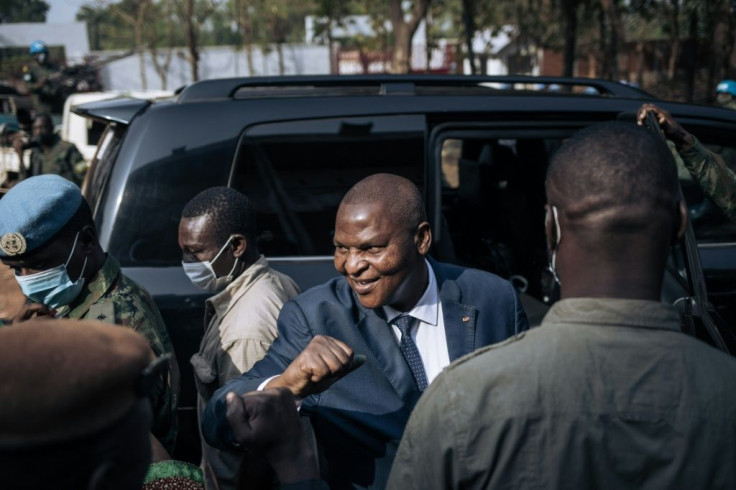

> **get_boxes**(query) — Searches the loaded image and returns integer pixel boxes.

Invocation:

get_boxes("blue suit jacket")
[202,260,528,489]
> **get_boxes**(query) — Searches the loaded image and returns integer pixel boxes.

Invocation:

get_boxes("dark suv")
[75,75,736,460]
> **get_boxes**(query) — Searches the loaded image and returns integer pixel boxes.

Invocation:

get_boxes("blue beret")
[0,175,82,258]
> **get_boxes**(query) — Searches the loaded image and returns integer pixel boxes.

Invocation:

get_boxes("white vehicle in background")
[62,90,173,162]
[1,90,173,187]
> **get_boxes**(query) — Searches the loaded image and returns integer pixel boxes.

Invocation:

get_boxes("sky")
[46,0,87,23]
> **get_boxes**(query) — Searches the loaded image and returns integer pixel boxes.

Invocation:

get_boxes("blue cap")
[29,41,47,55]
[0,175,82,258]
[716,80,736,97]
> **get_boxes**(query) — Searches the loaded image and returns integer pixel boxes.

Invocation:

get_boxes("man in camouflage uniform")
[638,103,736,220]
[13,113,85,185]
[23,41,61,115]
[0,175,179,453]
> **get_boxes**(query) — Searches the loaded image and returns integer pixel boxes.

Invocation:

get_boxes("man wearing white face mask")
[0,174,179,454]
[178,186,299,490]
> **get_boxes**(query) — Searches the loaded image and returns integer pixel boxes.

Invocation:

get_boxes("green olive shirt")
[389,298,736,490]
[25,134,85,185]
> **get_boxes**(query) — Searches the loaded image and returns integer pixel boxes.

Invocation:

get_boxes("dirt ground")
[0,263,25,321]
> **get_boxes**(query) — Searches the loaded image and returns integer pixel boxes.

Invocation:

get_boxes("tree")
[312,0,355,73]
[172,0,223,82]
[146,1,177,89]
[387,0,433,73]
[0,0,48,23]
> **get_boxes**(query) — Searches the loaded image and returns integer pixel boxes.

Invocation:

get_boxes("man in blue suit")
[202,173,528,489]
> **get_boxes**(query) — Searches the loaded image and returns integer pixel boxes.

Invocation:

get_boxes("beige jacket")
[191,255,299,490]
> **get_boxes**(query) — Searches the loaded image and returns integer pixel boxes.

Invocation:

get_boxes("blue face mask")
[14,233,88,310]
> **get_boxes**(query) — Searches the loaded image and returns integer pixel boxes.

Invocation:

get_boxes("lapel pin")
[462,316,470,323]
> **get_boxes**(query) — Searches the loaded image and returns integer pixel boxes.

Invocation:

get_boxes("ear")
[544,204,557,252]
[230,234,247,259]
[415,221,432,255]
[79,225,97,254]
[674,200,688,242]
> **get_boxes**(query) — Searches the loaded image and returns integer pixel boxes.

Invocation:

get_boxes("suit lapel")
[436,264,479,362]
[354,307,419,401]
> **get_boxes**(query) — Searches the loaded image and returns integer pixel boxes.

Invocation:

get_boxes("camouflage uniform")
[24,134,85,185]
[55,254,180,452]
[24,62,60,114]
[679,137,736,221]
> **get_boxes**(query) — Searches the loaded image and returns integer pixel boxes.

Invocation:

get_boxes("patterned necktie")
[394,315,428,391]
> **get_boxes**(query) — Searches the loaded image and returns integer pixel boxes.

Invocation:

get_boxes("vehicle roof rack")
[176,75,654,103]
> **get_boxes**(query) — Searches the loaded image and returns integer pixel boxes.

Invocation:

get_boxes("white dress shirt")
[260,260,451,391]
[383,260,450,385]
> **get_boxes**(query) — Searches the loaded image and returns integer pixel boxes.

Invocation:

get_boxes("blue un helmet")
[715,79,736,108]
[716,80,736,97]
[29,41,47,55]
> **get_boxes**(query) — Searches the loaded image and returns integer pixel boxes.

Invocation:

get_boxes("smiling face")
[333,200,431,311]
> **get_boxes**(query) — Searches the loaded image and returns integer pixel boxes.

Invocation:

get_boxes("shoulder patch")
[450,331,527,369]
[87,300,116,325]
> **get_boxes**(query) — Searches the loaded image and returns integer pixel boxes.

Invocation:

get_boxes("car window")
[438,134,561,303]
[230,115,426,256]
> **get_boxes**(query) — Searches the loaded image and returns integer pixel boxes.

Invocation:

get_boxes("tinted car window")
[439,135,559,302]
[231,115,426,256]
[106,141,231,267]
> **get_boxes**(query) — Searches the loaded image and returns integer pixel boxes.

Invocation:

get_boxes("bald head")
[547,121,680,233]
[340,174,427,233]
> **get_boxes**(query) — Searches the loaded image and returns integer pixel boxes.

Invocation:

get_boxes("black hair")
[181,187,257,246]
[546,121,679,223]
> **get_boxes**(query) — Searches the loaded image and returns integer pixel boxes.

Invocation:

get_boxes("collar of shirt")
[542,297,681,332]
[382,258,439,327]
[206,254,269,321]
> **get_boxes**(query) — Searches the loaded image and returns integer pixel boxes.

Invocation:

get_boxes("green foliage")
[0,0,48,23]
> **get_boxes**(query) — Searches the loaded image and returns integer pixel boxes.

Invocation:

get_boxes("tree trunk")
[667,0,680,80]
[562,0,578,77]
[636,41,645,87]
[392,22,412,73]
[685,10,698,103]
[138,51,148,90]
[600,0,623,81]
[245,43,255,76]
[186,0,199,82]
[387,0,432,74]
[462,0,476,74]
[277,43,285,75]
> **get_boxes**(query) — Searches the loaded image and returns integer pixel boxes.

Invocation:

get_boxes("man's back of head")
[388,121,736,490]
[545,121,687,300]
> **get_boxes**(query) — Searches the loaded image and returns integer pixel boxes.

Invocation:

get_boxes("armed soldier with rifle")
[22,40,104,116]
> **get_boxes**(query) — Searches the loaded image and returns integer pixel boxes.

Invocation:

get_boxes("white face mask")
[546,205,562,285]
[181,236,239,293]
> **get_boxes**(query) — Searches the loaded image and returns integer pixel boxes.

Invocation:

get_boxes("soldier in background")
[12,112,85,185]
[23,41,61,115]
[715,80,736,110]
[637,103,736,221]
[0,175,179,453]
